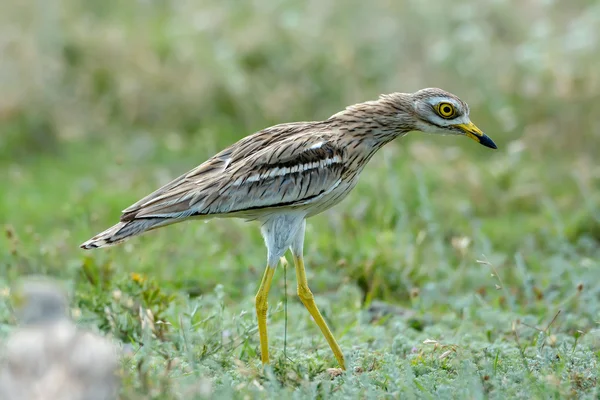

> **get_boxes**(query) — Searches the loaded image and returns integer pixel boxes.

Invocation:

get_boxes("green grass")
[1,0,600,398]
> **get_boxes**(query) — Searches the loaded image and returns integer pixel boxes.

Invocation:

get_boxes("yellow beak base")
[455,122,497,149]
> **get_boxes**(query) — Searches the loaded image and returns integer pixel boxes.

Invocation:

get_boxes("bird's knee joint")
[255,295,268,313]
[297,286,314,303]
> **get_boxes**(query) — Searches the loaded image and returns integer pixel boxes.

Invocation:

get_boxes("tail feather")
[80,218,173,249]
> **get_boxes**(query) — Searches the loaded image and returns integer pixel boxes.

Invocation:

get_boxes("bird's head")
[406,88,497,149]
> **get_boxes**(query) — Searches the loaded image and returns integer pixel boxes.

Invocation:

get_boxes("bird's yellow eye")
[436,102,456,119]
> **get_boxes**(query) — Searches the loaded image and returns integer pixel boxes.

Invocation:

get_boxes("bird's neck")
[328,95,414,149]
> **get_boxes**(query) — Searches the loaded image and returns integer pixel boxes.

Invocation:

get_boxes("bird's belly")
[305,178,360,217]
[234,174,363,222]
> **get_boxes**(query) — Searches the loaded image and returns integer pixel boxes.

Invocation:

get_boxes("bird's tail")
[80,218,173,249]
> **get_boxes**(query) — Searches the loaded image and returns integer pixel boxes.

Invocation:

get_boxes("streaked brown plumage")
[81,88,497,369]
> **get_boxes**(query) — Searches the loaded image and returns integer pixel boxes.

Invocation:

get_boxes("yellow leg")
[255,265,276,365]
[294,255,346,369]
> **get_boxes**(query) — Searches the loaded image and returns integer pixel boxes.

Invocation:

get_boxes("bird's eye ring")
[436,102,456,119]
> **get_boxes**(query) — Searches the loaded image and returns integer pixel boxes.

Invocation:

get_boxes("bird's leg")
[255,265,276,364]
[293,254,346,369]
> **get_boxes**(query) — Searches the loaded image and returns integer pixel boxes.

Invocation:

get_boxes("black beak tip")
[480,134,498,150]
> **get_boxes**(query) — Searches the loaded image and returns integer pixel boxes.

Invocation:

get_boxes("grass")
[1,0,600,398]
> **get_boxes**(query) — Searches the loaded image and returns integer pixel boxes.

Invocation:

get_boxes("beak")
[454,122,497,149]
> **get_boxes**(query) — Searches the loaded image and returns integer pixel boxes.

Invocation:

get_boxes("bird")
[0,278,119,400]
[80,88,497,370]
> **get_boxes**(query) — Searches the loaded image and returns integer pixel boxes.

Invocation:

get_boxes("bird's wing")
[120,122,346,220]
[120,122,312,219]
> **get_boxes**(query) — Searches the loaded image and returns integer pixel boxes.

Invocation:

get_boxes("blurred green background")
[1,0,599,398]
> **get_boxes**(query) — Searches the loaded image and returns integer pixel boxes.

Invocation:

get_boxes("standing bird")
[0,278,119,400]
[81,88,497,369]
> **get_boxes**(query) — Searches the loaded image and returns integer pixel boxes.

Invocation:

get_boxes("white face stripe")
[424,96,462,108]
[427,113,470,128]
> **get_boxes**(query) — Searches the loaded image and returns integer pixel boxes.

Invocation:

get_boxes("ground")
[1,1,599,399]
